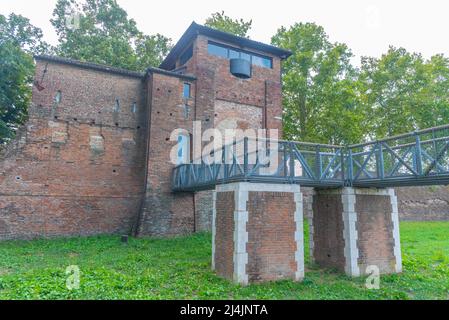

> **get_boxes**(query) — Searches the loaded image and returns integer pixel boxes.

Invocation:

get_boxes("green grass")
[0,221,448,300]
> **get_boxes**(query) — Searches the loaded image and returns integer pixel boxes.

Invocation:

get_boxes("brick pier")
[311,187,402,276]
[212,182,304,285]
[212,184,403,284]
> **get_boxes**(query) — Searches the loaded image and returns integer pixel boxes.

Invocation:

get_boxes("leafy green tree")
[358,47,449,138]
[412,54,449,129]
[0,13,49,144]
[0,13,49,54]
[51,0,172,71]
[205,11,252,38]
[271,22,364,144]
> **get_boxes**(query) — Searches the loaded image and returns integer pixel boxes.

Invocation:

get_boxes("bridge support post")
[312,187,402,276]
[212,182,304,285]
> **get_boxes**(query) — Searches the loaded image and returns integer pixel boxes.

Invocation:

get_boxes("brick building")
[1,22,423,284]
[0,22,291,240]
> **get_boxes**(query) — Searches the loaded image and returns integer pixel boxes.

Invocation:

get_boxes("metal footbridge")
[172,124,449,192]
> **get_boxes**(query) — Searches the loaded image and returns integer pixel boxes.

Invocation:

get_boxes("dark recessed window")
[179,44,193,66]
[207,41,273,69]
[208,42,228,58]
[183,83,191,99]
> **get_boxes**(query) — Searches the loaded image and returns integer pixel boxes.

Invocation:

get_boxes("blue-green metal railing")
[172,124,449,192]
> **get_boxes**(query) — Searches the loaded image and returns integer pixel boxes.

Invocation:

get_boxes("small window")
[54,90,62,104]
[114,98,120,112]
[131,102,137,113]
[179,44,193,66]
[208,43,228,58]
[183,83,191,99]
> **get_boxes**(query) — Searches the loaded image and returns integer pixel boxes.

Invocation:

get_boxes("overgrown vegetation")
[0,221,447,300]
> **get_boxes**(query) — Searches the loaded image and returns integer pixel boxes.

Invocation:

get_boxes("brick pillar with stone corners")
[312,187,402,277]
[212,182,304,285]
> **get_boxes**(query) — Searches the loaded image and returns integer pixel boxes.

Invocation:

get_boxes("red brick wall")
[138,73,196,237]
[396,186,449,220]
[214,191,235,280]
[194,191,213,232]
[312,193,346,270]
[355,195,396,273]
[246,192,297,282]
[0,59,146,239]
[185,34,285,233]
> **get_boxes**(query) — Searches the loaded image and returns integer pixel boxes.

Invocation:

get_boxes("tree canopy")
[273,23,449,143]
[51,0,172,71]
[0,13,49,144]
[359,47,449,138]
[205,11,252,38]
[1,4,448,146]
[272,22,365,144]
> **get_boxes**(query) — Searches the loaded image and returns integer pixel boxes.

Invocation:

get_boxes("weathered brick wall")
[183,35,285,234]
[194,191,213,232]
[194,35,282,110]
[246,192,297,283]
[312,188,400,276]
[355,195,396,273]
[311,193,346,270]
[396,186,449,220]
[214,191,235,280]
[1,29,288,240]
[137,72,196,237]
[0,58,147,240]
[215,100,262,131]
[305,186,449,223]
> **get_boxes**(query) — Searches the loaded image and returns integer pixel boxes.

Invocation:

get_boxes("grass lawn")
[0,221,448,300]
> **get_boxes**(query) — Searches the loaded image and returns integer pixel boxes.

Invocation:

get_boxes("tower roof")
[159,22,292,70]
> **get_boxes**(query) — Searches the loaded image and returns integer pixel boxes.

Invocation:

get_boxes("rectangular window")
[229,49,240,59]
[183,83,191,99]
[179,44,193,66]
[207,41,273,69]
[252,54,273,68]
[207,42,228,58]
[240,52,251,62]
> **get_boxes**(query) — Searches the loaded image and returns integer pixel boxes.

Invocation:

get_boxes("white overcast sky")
[2,0,448,63]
